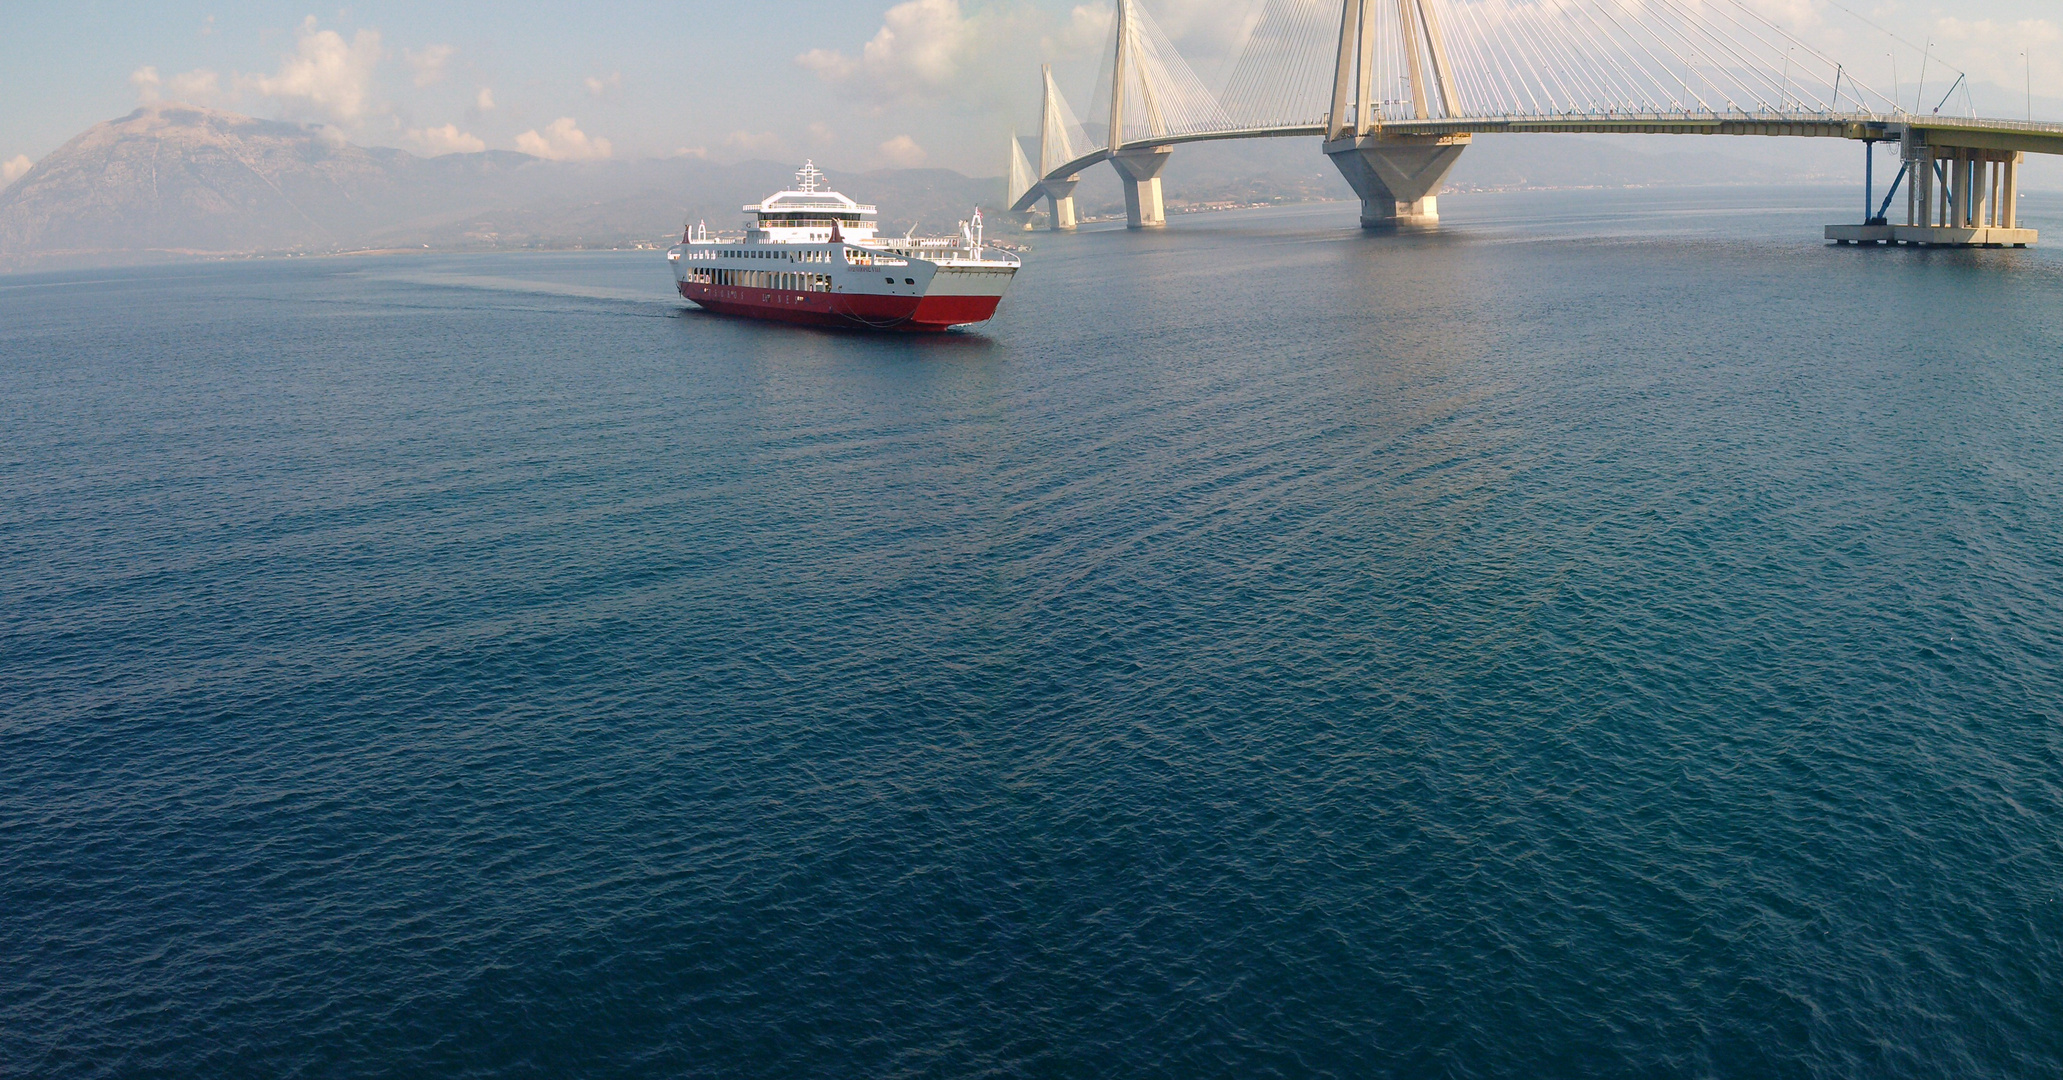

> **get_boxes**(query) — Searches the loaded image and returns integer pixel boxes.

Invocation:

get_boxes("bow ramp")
[1007,0,2063,248]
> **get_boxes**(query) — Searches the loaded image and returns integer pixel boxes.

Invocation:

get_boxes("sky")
[2,0,2059,187]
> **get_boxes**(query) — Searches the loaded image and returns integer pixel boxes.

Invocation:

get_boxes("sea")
[3,186,2061,1078]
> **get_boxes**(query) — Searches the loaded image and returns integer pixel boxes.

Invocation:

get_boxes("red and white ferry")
[669,162,1019,331]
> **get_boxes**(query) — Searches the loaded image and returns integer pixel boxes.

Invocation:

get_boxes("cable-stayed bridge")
[1006,0,2063,247]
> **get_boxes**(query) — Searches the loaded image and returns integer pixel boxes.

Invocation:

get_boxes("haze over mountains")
[0,104,1003,269]
[7,102,2050,271]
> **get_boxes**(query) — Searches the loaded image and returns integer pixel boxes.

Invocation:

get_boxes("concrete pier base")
[1824,224,1894,245]
[1827,223,2036,247]
[1111,146,1172,229]
[1042,176,1079,231]
[1323,134,1470,229]
[1840,140,2038,248]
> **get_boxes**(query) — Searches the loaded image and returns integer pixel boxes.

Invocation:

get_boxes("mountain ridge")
[0,105,1011,270]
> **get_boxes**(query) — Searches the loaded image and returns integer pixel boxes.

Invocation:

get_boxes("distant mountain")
[11,102,1995,269]
[0,105,540,264]
[0,105,1010,270]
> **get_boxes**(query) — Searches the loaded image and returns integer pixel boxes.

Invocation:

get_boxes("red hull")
[678,282,999,331]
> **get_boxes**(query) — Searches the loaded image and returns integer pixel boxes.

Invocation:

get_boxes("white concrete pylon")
[1327,0,1359,140]
[1039,64,1076,177]
[1355,0,1378,135]
[1007,132,1038,210]
[1396,0,1431,120]
[1109,0,1130,154]
[1414,0,1461,117]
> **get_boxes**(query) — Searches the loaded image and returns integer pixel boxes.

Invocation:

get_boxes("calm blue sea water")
[4,187,2062,1078]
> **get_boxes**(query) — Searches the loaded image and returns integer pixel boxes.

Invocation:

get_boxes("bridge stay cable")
[1007,0,2059,249]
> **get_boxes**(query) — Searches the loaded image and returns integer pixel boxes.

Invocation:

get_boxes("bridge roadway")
[1016,112,2063,247]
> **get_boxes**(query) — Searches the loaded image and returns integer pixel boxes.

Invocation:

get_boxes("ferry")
[669,162,1020,331]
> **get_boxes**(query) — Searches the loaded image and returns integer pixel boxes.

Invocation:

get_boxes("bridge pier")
[1111,146,1173,229]
[1830,137,2034,248]
[1323,134,1471,229]
[1042,176,1079,231]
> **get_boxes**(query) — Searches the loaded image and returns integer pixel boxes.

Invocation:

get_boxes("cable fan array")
[1043,0,1899,158]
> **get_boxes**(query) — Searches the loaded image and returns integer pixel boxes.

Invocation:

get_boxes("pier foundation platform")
[1323,134,1470,229]
[1111,147,1172,229]
[1829,139,2034,249]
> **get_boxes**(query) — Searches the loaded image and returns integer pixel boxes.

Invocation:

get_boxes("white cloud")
[515,117,612,161]
[1061,4,1111,51]
[797,0,975,100]
[1931,17,2063,103]
[3,154,32,186]
[408,123,485,155]
[238,17,383,125]
[406,44,455,87]
[673,146,710,159]
[722,130,785,158]
[584,72,622,96]
[171,69,222,102]
[130,65,222,105]
[1140,0,1254,53]
[475,86,495,112]
[795,0,1071,113]
[876,134,928,167]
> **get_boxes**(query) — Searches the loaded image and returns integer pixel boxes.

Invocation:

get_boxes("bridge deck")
[1023,112,2063,212]
[1016,113,2063,213]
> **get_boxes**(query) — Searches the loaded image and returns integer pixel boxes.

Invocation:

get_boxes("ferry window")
[885,277,894,283]
[904,278,915,285]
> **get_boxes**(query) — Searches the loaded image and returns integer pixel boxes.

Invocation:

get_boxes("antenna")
[795,160,824,193]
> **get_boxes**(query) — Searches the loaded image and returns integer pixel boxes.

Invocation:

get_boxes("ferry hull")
[679,282,1001,331]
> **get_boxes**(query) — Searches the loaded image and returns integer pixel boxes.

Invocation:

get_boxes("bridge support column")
[1840,133,2036,248]
[1323,134,1470,229]
[2003,155,2019,229]
[1111,146,1173,229]
[1042,176,1079,231]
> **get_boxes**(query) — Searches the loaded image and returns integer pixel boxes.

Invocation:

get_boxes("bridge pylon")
[1037,64,1082,231]
[1323,0,1469,228]
[1826,125,2039,248]
[1106,0,1176,228]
